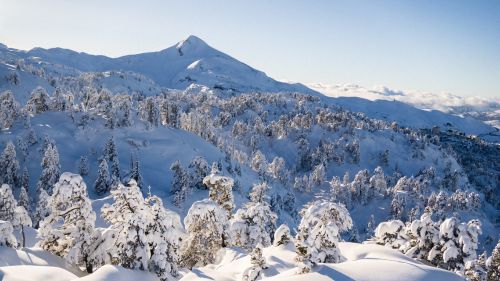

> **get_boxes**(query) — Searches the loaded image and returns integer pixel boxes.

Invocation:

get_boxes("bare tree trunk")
[21,225,26,248]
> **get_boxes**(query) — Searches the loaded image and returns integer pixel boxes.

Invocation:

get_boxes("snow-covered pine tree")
[366,214,376,237]
[140,97,160,128]
[103,137,120,180]
[329,176,351,209]
[0,184,17,222]
[273,224,292,246]
[251,150,268,177]
[242,244,267,281]
[391,191,408,220]
[487,240,500,281]
[203,172,235,216]
[310,163,325,186]
[188,156,209,190]
[428,217,482,273]
[465,251,488,281]
[16,137,29,161]
[26,86,50,114]
[37,143,61,195]
[370,166,387,198]
[0,141,20,188]
[373,220,408,250]
[181,199,228,269]
[101,179,150,271]
[26,128,38,146]
[78,155,89,176]
[12,206,32,247]
[18,169,31,213]
[347,223,360,242]
[403,211,439,259]
[170,160,190,206]
[295,201,353,273]
[267,156,285,182]
[229,183,277,249]
[39,173,96,273]
[33,189,50,228]
[50,87,66,111]
[128,155,144,191]
[145,195,184,280]
[0,220,17,247]
[94,158,111,195]
[351,169,370,205]
[0,90,19,129]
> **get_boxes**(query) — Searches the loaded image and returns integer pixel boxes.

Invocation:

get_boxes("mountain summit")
[2,35,315,94]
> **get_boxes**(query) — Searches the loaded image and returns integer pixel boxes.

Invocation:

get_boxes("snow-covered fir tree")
[188,156,209,190]
[0,141,20,188]
[33,189,50,228]
[37,143,61,195]
[170,160,190,206]
[403,210,439,259]
[127,155,144,190]
[103,136,120,180]
[12,206,32,247]
[140,97,160,128]
[94,158,111,195]
[366,214,376,237]
[295,201,353,273]
[273,224,292,246]
[101,179,150,271]
[251,150,268,177]
[310,163,325,186]
[78,155,89,176]
[0,220,17,247]
[465,251,488,281]
[428,218,482,273]
[242,244,267,281]
[370,166,387,198]
[373,220,408,250]
[203,172,235,216]
[145,195,184,280]
[38,173,96,273]
[487,241,500,281]
[351,169,370,205]
[181,199,228,269]
[230,182,277,249]
[0,184,17,222]
[18,169,31,213]
[0,90,19,129]
[26,86,50,114]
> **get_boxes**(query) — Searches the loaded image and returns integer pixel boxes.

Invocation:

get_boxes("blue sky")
[0,0,499,97]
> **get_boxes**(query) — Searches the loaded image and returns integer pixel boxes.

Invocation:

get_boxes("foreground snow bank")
[0,243,464,281]
[77,265,159,281]
[0,265,78,281]
[181,242,464,281]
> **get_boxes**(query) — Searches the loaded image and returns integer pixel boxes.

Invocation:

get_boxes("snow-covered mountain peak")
[175,35,211,56]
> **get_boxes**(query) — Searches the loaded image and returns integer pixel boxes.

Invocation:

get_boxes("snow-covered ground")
[0,242,464,281]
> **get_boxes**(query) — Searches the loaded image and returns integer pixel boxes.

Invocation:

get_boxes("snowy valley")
[0,36,499,281]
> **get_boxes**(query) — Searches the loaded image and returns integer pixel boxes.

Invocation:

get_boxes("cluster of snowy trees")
[36,173,184,279]
[372,210,500,280]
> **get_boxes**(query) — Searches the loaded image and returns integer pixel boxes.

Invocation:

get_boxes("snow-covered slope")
[2,36,315,94]
[310,83,500,130]
[0,243,464,281]
[181,242,464,281]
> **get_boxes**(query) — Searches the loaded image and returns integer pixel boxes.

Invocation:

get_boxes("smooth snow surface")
[180,242,464,281]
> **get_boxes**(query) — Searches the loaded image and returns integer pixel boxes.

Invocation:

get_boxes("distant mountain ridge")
[3,35,315,94]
